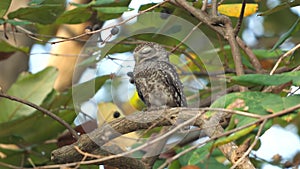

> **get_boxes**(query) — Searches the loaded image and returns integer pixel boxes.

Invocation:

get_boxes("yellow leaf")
[129,91,145,111]
[218,3,258,17]
[97,102,140,150]
[97,102,124,127]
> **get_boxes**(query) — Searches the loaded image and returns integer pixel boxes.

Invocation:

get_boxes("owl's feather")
[132,42,187,109]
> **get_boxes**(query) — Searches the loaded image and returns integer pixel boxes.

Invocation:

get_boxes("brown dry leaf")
[227,98,246,110]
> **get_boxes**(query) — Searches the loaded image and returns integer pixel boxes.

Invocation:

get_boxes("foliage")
[0,0,299,169]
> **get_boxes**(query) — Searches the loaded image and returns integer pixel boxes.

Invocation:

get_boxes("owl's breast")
[133,64,180,108]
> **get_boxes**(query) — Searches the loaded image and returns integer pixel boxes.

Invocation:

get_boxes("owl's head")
[133,42,169,64]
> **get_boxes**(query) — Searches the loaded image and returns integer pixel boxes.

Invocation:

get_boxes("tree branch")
[236,37,263,73]
[51,107,257,169]
[234,0,247,36]
[173,0,247,91]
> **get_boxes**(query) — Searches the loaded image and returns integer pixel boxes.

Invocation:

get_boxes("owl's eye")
[140,46,152,54]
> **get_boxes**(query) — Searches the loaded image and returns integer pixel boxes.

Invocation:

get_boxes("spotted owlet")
[132,42,187,109]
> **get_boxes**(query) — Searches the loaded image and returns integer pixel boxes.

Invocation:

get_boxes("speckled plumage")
[132,42,187,109]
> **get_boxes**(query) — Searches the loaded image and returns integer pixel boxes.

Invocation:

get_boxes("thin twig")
[174,0,247,92]
[50,0,170,44]
[236,37,263,73]
[224,21,247,91]
[234,0,247,36]
[201,0,208,11]
[201,108,262,118]
[0,162,23,169]
[270,43,300,75]
[0,92,79,140]
[171,22,202,53]
[292,64,300,72]
[164,45,205,72]
[30,52,88,57]
[74,146,103,159]
[230,119,267,169]
[211,0,218,16]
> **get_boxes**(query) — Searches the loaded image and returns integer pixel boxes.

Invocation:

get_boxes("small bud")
[160,8,172,19]
[113,111,121,118]
[111,27,119,35]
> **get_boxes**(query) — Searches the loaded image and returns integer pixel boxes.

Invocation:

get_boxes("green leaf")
[211,92,300,125]
[97,11,123,21]
[94,7,133,14]
[258,0,300,16]
[231,71,300,86]
[0,0,11,18]
[91,0,130,6]
[188,143,227,168]
[70,0,130,7]
[0,109,75,144]
[0,40,29,53]
[262,95,300,121]
[0,67,57,122]
[271,17,300,51]
[252,49,283,59]
[168,160,181,169]
[0,19,4,25]
[8,4,64,24]
[214,125,257,147]
[5,19,32,26]
[28,0,46,5]
[211,92,271,127]
[56,6,92,24]
[177,146,195,166]
[72,75,111,106]
[0,142,57,165]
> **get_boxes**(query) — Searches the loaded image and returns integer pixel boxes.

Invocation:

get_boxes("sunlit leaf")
[97,102,125,126]
[91,0,130,6]
[5,19,32,25]
[94,7,133,14]
[0,40,29,53]
[0,67,57,122]
[218,3,258,17]
[214,125,257,147]
[28,0,47,6]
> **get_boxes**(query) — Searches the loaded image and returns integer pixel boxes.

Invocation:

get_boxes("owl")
[131,42,187,109]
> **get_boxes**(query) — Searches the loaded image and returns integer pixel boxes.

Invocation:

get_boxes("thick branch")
[173,0,247,91]
[237,37,263,73]
[51,108,255,169]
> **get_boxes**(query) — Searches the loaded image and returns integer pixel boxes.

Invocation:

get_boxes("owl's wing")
[133,71,146,104]
[158,61,187,107]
